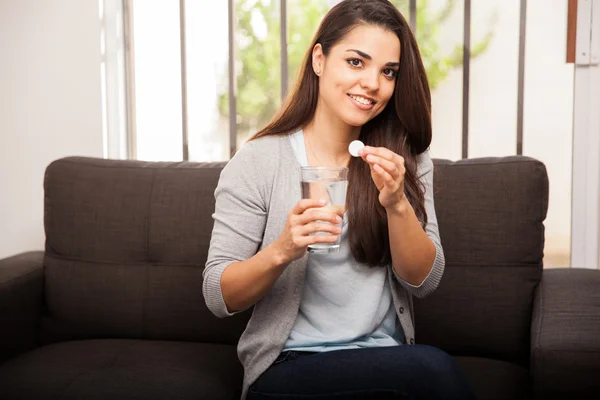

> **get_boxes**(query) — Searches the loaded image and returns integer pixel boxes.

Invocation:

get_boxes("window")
[109,0,576,268]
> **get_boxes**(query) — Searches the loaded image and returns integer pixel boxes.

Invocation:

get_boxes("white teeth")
[350,95,373,105]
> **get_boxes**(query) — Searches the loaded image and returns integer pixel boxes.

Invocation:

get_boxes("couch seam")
[539,162,549,268]
[534,279,544,351]
[53,368,94,400]
[53,341,138,400]
[533,278,545,393]
[52,156,542,170]
[435,159,543,167]
[43,252,199,267]
[533,348,600,354]
[247,388,406,398]
[42,253,539,269]
[142,169,157,339]
[50,158,226,171]
[445,262,541,268]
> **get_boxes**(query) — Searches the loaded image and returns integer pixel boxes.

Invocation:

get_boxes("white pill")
[348,140,365,157]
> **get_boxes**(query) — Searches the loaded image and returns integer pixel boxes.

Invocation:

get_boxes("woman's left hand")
[359,146,407,212]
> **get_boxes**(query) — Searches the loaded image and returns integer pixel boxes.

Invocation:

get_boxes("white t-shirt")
[283,130,404,352]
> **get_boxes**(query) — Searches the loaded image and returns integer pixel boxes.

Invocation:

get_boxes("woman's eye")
[383,68,398,79]
[347,58,363,68]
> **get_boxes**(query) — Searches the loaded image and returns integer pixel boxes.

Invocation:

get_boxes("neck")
[303,98,361,167]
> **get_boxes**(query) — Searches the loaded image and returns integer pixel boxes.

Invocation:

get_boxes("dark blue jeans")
[247,345,477,399]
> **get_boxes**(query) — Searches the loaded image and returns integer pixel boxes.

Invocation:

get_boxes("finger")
[300,222,342,236]
[361,146,404,165]
[302,234,340,247]
[310,234,340,245]
[373,163,397,188]
[292,199,326,215]
[364,154,400,179]
[298,210,343,225]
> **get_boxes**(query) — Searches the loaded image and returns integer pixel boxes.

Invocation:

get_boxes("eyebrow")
[346,49,400,67]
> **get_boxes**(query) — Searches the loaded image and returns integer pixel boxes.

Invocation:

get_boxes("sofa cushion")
[42,157,250,345]
[456,356,532,400]
[531,269,600,399]
[415,157,548,366]
[0,339,242,400]
[40,254,251,346]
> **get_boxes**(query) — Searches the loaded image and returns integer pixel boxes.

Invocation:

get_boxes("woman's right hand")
[272,199,343,265]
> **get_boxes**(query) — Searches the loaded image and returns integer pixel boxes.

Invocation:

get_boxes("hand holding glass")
[300,166,348,253]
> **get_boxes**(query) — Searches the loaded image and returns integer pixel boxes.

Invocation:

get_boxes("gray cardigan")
[203,134,445,399]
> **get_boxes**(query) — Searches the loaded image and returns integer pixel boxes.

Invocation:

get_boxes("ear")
[312,43,324,76]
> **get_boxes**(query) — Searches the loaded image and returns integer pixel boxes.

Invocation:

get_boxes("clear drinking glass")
[300,166,349,253]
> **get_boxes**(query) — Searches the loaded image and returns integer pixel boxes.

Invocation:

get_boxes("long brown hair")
[250,0,432,267]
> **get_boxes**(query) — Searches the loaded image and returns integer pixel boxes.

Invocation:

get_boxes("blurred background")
[2,0,599,270]
[110,0,574,267]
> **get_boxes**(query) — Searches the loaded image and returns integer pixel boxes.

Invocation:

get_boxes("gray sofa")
[0,155,599,400]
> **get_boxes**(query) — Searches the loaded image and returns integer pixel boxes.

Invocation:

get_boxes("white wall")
[0,0,104,259]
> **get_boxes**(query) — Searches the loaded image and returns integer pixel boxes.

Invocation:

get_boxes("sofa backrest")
[414,157,547,367]
[41,155,548,367]
[41,157,251,346]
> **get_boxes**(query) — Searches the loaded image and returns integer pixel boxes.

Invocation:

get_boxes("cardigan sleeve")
[203,141,268,318]
[391,150,445,298]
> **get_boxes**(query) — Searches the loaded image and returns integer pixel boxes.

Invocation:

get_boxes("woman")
[203,0,475,399]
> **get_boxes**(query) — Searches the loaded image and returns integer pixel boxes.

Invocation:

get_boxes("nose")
[360,68,380,93]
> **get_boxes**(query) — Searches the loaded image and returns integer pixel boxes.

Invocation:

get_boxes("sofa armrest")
[531,268,600,399]
[0,251,44,366]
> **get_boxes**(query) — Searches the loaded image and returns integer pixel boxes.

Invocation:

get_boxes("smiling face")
[312,24,401,128]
